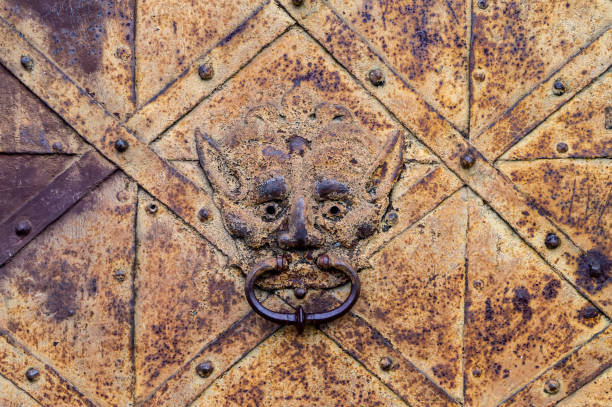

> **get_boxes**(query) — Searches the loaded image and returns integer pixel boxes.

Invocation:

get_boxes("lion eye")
[322,201,347,220]
[261,202,283,221]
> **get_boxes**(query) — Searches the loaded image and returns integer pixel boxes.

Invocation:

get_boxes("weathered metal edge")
[279,2,612,317]
[276,291,459,407]
[0,16,238,260]
[141,296,283,407]
[0,330,97,407]
[499,324,612,406]
[0,150,115,267]
[477,28,612,161]
[127,1,295,144]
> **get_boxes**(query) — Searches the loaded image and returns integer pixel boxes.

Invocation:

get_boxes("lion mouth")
[253,251,353,290]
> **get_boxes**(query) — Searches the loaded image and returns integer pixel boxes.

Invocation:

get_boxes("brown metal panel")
[135,0,269,106]
[0,373,40,407]
[0,173,136,406]
[134,190,250,401]
[465,192,608,407]
[0,0,136,119]
[469,0,612,138]
[500,73,612,160]
[0,0,610,405]
[326,0,470,133]
[191,327,408,406]
[0,65,85,154]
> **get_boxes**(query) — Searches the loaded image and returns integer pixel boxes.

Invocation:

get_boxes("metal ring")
[244,254,360,333]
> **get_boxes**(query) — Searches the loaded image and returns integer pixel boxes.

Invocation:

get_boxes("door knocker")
[196,90,404,332]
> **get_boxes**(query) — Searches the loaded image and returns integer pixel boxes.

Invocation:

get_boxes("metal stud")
[292,0,304,6]
[460,152,475,169]
[368,69,385,86]
[545,233,560,249]
[588,259,602,278]
[195,361,214,378]
[379,356,393,371]
[477,0,488,10]
[552,79,566,96]
[52,142,64,152]
[15,220,32,237]
[543,379,560,394]
[198,208,211,222]
[114,269,127,283]
[473,71,486,82]
[294,287,307,299]
[115,139,129,152]
[25,368,40,382]
[382,211,399,232]
[472,367,482,377]
[556,142,568,153]
[146,203,158,214]
[21,55,34,71]
[198,63,214,80]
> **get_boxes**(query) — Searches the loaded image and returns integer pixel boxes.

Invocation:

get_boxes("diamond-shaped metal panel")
[0,1,610,406]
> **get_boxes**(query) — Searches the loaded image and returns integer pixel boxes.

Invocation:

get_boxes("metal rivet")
[146,203,158,214]
[52,142,64,152]
[21,55,34,71]
[473,71,486,82]
[115,139,129,152]
[580,306,599,319]
[460,153,475,169]
[545,233,560,249]
[380,357,393,371]
[472,367,482,377]
[198,63,214,80]
[114,270,127,282]
[292,0,304,6]
[67,309,75,317]
[195,361,214,378]
[556,142,568,153]
[198,208,210,222]
[294,287,307,299]
[477,0,488,9]
[473,280,483,290]
[605,106,612,130]
[544,379,560,394]
[368,69,385,86]
[25,368,40,382]
[382,211,399,232]
[15,220,32,237]
[588,259,602,278]
[552,79,567,96]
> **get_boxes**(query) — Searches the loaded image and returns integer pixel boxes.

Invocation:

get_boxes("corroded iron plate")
[0,1,610,406]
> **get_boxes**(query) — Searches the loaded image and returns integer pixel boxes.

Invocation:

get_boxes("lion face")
[197,102,403,289]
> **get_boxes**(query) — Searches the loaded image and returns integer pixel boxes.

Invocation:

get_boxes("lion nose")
[278,196,323,249]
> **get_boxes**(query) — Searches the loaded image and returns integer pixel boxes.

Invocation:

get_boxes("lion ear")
[364,131,404,202]
[196,129,243,200]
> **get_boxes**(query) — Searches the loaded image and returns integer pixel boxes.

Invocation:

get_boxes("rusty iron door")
[0,1,611,406]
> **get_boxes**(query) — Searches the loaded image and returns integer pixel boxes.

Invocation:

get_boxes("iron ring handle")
[244,254,360,333]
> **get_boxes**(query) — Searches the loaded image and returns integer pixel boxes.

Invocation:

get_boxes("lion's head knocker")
[197,98,404,331]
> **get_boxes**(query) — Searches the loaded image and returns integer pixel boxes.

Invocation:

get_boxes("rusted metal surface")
[326,0,470,133]
[465,193,608,407]
[0,0,136,119]
[0,65,85,154]
[501,327,612,406]
[498,159,612,257]
[0,373,40,407]
[0,173,136,406]
[127,1,294,144]
[468,0,612,138]
[192,327,407,406]
[0,0,611,405]
[135,0,268,106]
[134,191,250,401]
[500,72,612,160]
[0,151,115,266]
[0,331,95,406]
